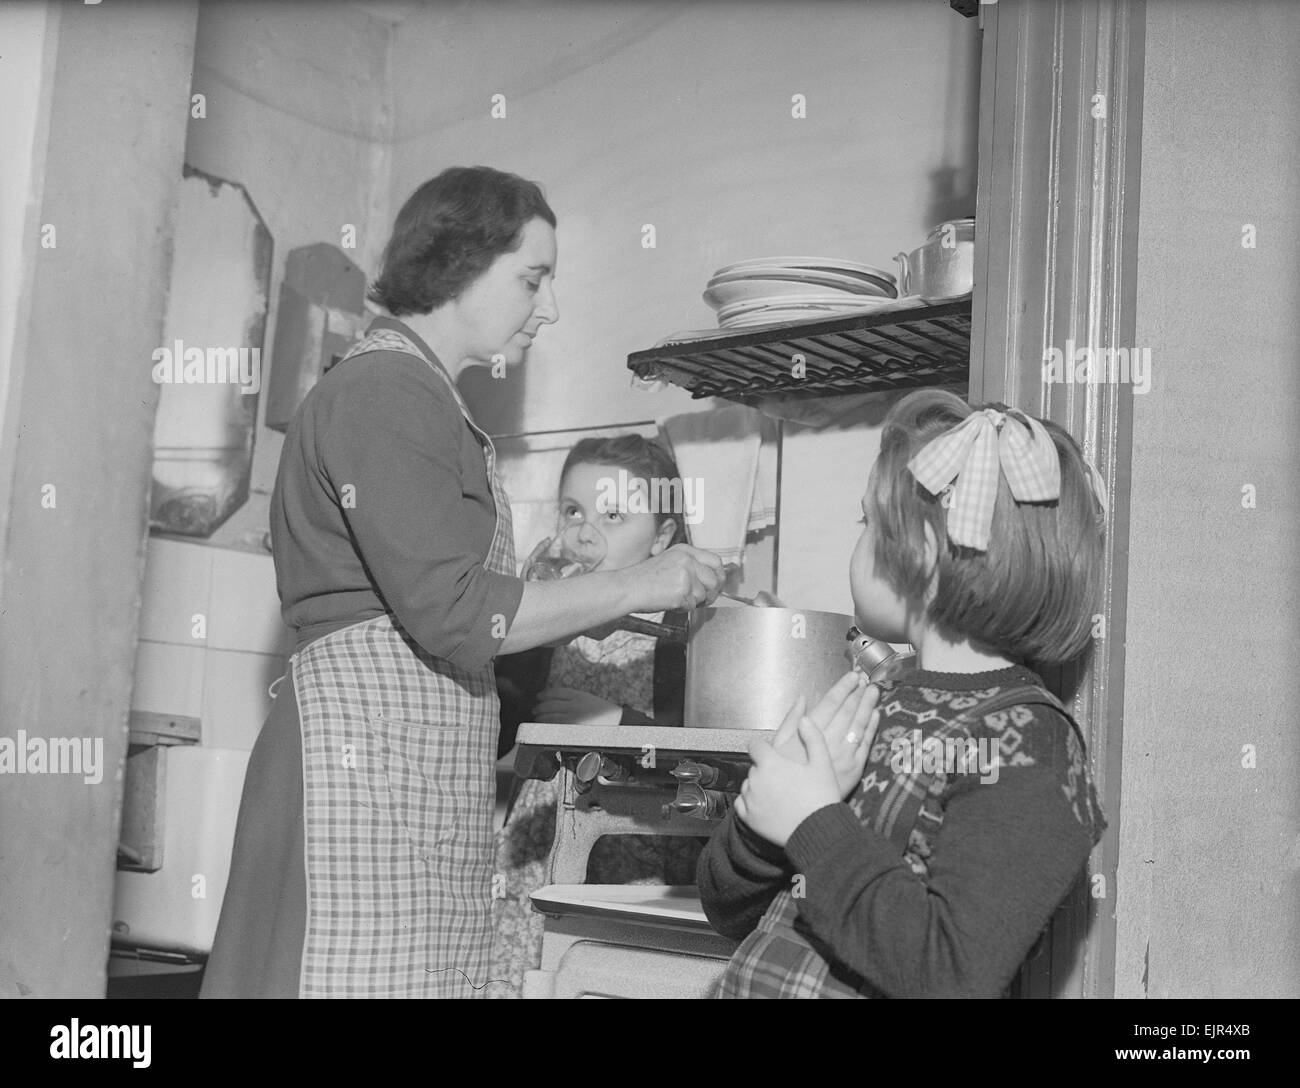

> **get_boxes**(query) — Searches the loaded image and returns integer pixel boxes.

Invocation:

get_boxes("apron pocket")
[365,713,465,861]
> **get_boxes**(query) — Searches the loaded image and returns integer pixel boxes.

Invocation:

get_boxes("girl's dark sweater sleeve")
[315,357,522,669]
[697,809,793,941]
[781,712,1099,998]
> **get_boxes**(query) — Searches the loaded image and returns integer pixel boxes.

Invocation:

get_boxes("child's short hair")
[561,434,690,547]
[867,389,1104,663]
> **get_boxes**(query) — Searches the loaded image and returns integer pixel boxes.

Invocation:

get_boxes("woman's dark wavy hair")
[866,389,1106,664]
[368,166,556,316]
[561,434,690,547]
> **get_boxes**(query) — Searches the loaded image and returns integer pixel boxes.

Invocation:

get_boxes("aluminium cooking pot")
[614,606,860,731]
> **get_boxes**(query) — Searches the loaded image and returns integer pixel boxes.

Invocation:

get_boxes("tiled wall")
[131,537,293,751]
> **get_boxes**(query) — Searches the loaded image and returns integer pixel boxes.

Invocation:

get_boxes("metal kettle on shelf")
[894,217,975,301]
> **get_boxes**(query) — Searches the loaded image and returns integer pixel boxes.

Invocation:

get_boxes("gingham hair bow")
[907,408,1061,552]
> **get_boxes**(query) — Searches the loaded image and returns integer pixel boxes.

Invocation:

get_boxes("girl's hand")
[770,672,881,799]
[533,687,623,726]
[734,718,843,849]
[769,694,808,758]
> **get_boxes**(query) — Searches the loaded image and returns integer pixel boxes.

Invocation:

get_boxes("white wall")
[1117,0,1300,998]
[387,0,981,437]
[778,394,905,615]
[0,0,54,392]
[0,1,59,594]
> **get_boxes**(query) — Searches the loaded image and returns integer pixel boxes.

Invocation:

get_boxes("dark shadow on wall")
[923,12,982,227]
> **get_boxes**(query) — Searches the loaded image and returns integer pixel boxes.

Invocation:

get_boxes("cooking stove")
[513,720,757,999]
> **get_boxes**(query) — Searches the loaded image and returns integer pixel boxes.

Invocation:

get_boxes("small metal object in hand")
[846,626,917,683]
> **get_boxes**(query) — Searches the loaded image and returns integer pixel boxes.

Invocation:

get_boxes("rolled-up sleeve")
[313,356,523,669]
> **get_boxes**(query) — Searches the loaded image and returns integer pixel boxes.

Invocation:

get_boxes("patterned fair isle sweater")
[696,665,1107,999]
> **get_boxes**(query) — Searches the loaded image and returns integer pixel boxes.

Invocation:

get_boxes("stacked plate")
[704,257,898,329]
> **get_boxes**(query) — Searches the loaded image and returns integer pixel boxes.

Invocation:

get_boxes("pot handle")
[608,613,691,642]
[894,251,911,297]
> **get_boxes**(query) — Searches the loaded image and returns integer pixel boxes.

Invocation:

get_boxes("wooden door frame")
[0,1,201,997]
[971,0,1146,998]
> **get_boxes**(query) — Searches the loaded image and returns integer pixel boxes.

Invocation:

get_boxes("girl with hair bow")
[698,389,1109,999]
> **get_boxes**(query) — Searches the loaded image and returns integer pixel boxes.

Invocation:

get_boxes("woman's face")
[848,488,912,643]
[558,462,677,572]
[452,217,558,366]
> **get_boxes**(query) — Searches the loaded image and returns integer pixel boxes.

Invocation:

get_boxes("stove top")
[514,721,760,822]
[515,720,761,756]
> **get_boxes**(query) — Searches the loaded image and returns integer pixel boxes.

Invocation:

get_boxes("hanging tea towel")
[659,404,777,567]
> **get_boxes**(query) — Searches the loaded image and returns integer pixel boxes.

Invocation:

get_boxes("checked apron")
[293,328,515,998]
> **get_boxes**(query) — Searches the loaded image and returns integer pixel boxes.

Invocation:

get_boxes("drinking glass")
[525,521,608,581]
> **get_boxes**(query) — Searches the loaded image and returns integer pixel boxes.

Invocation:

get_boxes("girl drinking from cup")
[491,434,705,997]
[698,389,1109,998]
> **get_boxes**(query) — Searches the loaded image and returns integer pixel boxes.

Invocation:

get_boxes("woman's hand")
[617,544,725,612]
[532,686,624,726]
[502,545,719,656]
[734,718,843,848]
[769,671,880,800]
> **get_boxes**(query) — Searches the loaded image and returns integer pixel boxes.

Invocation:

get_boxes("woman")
[201,166,724,999]
[490,435,705,997]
